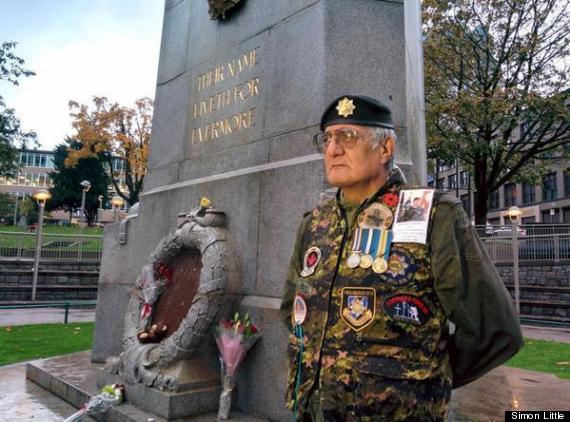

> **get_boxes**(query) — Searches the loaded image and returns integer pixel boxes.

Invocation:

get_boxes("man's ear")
[379,136,395,165]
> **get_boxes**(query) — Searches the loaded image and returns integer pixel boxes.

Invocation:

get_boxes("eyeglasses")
[314,128,370,153]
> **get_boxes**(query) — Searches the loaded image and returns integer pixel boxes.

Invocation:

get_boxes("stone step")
[26,351,267,421]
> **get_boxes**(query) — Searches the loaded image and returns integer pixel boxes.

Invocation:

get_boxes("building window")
[563,208,570,223]
[542,172,557,201]
[504,183,517,207]
[522,183,536,204]
[488,190,499,210]
[565,169,570,197]
[521,216,536,224]
[542,209,559,223]
[460,171,469,188]
[461,193,470,215]
[448,174,457,190]
[437,178,445,189]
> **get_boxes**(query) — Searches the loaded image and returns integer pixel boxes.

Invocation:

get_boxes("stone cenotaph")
[91,0,427,420]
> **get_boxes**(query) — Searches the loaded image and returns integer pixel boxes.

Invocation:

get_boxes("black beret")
[320,95,394,130]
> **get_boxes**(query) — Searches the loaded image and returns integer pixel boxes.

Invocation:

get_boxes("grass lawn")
[0,322,94,366]
[505,338,570,380]
[0,225,103,235]
[0,226,103,256]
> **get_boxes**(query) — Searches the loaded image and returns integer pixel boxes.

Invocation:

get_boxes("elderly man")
[282,95,522,421]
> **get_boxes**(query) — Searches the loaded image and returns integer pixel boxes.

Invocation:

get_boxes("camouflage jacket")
[282,174,523,420]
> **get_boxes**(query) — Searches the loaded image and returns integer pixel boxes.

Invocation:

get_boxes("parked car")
[492,226,527,237]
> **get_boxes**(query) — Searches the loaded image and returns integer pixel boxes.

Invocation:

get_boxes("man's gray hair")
[368,126,405,180]
[368,127,397,149]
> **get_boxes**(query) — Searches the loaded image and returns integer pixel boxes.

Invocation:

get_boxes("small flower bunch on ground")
[64,384,125,422]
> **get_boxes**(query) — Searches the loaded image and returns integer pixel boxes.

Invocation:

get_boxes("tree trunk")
[474,190,489,225]
[473,160,490,225]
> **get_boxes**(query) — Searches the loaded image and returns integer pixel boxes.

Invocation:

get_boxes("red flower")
[155,263,174,282]
[382,193,399,207]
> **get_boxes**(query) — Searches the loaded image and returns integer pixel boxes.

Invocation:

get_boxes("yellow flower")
[199,197,212,208]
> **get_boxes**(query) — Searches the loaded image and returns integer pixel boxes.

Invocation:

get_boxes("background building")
[0,148,127,225]
[431,160,570,224]
[0,149,54,197]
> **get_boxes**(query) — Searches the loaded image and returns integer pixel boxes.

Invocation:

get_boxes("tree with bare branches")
[424,0,570,224]
[67,96,152,206]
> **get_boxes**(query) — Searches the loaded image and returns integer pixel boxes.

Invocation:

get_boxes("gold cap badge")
[336,97,356,118]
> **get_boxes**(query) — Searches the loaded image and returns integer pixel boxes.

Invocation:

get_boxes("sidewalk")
[0,307,96,326]
[521,325,570,343]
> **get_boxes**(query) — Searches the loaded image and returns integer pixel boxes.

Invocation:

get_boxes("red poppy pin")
[382,193,399,207]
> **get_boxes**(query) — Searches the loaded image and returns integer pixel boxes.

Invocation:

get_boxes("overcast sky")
[0,0,164,150]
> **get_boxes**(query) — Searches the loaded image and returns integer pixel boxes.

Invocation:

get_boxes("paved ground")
[0,362,95,422]
[0,307,96,326]
[521,325,570,343]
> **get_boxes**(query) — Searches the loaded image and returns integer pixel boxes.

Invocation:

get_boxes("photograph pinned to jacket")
[393,189,435,244]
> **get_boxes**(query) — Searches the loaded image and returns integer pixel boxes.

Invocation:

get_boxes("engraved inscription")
[190,47,261,145]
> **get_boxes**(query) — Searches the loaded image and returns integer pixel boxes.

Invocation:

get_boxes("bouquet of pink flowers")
[214,312,260,420]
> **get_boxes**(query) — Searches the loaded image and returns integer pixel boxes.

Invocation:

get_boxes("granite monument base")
[98,362,221,420]
[25,351,265,421]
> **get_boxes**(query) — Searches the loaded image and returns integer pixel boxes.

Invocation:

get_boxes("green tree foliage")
[19,196,38,225]
[67,96,152,206]
[0,192,16,224]
[48,142,108,226]
[0,41,36,175]
[424,0,570,223]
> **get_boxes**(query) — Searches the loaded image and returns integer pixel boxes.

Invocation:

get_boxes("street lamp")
[31,189,51,301]
[98,195,103,223]
[506,206,523,316]
[80,180,91,227]
[111,196,124,223]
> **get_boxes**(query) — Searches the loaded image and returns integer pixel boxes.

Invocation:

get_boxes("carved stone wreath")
[208,0,243,20]
[105,207,231,391]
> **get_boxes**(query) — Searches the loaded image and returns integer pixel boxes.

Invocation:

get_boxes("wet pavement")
[450,366,570,420]
[0,325,567,421]
[0,307,96,327]
[0,361,95,422]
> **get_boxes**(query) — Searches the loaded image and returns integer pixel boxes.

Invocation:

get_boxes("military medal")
[293,295,307,325]
[360,254,373,269]
[372,257,388,273]
[347,253,361,269]
[347,228,362,268]
[359,228,375,269]
[358,202,394,230]
[301,246,321,277]
[372,230,393,274]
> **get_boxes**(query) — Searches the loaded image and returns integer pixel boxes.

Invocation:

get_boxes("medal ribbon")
[369,228,380,258]
[373,229,392,262]
[385,230,393,261]
[351,228,362,253]
[360,228,373,255]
